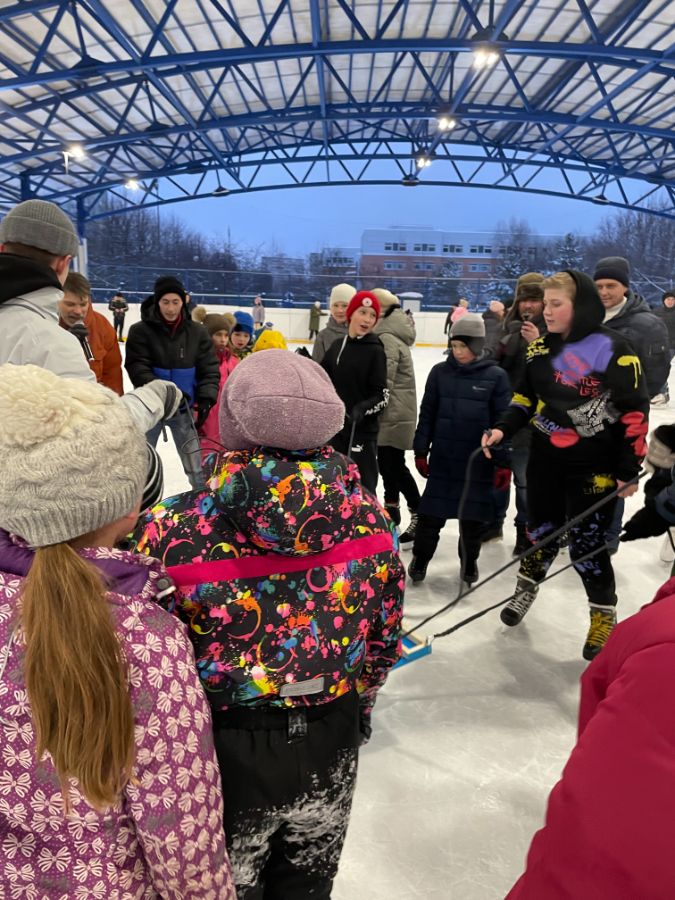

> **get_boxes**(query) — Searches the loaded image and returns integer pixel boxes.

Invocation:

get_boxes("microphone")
[70,322,94,362]
[521,312,532,322]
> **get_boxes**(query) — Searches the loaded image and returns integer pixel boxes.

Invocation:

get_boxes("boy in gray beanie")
[409,313,511,587]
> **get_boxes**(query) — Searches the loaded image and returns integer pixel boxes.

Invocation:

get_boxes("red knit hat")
[346,290,381,322]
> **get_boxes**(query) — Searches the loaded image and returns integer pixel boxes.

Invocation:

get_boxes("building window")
[470,245,492,254]
[469,264,489,272]
[384,242,392,251]
[413,242,436,253]
[384,241,407,252]
[443,244,464,253]
[384,261,405,271]
[414,263,434,271]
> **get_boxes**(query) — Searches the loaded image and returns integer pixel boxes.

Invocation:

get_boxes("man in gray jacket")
[0,200,180,505]
[0,200,180,433]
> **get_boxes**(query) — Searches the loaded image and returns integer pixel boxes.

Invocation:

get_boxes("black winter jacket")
[125,295,220,404]
[414,354,511,521]
[605,292,669,397]
[497,271,649,482]
[322,332,388,440]
[656,305,675,350]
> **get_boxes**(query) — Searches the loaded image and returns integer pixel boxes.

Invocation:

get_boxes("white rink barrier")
[93,303,449,346]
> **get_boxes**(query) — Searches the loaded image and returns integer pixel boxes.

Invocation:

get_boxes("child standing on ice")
[409,314,511,587]
[131,350,404,899]
[198,312,238,467]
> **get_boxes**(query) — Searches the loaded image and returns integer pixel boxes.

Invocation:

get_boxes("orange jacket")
[60,306,124,395]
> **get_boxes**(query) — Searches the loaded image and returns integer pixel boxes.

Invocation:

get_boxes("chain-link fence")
[88,261,673,311]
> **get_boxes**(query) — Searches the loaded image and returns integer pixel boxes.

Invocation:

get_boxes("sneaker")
[384,503,401,527]
[512,525,530,557]
[583,604,617,661]
[500,577,538,626]
[650,393,668,408]
[480,524,503,543]
[408,556,428,584]
[399,513,419,549]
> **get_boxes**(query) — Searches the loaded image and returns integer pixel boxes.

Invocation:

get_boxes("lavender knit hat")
[219,350,345,451]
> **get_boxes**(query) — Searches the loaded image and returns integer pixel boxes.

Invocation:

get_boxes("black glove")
[350,404,367,426]
[69,322,89,340]
[620,506,670,542]
[359,707,373,746]
[295,346,311,358]
[643,469,673,505]
[195,399,214,430]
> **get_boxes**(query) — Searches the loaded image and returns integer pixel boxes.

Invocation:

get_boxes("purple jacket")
[0,532,235,900]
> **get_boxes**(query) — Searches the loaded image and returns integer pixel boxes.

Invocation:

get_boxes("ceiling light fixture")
[437,115,457,131]
[470,27,507,69]
[125,178,140,191]
[68,144,86,160]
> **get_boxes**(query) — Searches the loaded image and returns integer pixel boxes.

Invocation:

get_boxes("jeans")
[147,407,205,490]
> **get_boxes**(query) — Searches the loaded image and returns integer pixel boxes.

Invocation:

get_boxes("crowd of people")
[0,196,675,898]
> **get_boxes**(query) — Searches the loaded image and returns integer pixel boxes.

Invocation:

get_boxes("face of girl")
[230,330,250,350]
[211,329,229,352]
[348,305,378,337]
[543,289,575,339]
[450,340,476,365]
[332,300,348,324]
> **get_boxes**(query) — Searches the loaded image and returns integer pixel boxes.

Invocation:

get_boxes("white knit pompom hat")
[0,364,146,547]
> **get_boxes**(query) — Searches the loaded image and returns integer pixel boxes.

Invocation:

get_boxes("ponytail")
[21,544,134,809]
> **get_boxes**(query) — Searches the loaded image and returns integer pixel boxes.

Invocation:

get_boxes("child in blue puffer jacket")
[132,350,405,900]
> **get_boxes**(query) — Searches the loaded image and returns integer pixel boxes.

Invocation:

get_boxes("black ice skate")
[408,556,428,584]
[583,604,617,661]
[384,503,401,527]
[398,513,419,549]
[500,576,539,626]
[461,560,479,589]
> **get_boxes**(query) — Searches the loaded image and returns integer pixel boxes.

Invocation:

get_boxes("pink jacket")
[0,536,235,900]
[507,576,675,900]
[199,348,238,452]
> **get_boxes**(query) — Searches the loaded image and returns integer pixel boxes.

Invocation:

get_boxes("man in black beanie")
[593,256,669,406]
[125,274,220,489]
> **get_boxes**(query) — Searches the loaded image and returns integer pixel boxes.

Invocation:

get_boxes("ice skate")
[500,576,538,626]
[512,524,530,557]
[398,513,418,549]
[583,604,617,661]
[407,556,428,584]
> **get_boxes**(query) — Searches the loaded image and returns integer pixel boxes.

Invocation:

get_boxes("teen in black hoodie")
[482,270,649,661]
[321,291,388,491]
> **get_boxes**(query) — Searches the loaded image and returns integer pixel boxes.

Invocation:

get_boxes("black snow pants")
[212,691,360,899]
[413,515,489,568]
[519,451,618,606]
[331,431,379,493]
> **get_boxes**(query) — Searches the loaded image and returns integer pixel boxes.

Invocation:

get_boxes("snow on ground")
[128,343,670,900]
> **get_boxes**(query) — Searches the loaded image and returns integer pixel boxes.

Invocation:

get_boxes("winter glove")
[643,469,673,504]
[620,506,670,542]
[493,466,512,492]
[359,706,373,746]
[69,322,89,340]
[295,346,311,358]
[195,398,215,430]
[415,455,430,479]
[350,403,367,425]
[124,380,182,433]
[647,425,675,470]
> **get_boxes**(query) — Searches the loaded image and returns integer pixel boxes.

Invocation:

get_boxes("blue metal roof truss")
[0,0,671,229]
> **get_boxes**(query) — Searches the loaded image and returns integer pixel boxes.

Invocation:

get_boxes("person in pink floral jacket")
[0,364,235,900]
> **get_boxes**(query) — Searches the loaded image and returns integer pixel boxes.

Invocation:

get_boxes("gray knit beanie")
[0,199,79,257]
[0,364,146,546]
[450,313,486,355]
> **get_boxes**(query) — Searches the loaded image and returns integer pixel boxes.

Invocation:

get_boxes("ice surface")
[129,344,669,900]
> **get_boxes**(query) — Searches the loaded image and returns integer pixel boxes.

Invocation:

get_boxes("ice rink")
[137,342,668,900]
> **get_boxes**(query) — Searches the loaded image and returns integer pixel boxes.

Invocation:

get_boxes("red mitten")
[493,466,512,491]
[415,455,430,479]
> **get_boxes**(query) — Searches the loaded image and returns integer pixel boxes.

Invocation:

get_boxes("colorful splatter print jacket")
[132,446,405,714]
[496,271,649,481]
[0,533,235,900]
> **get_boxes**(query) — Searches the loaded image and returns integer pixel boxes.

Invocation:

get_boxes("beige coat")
[374,308,417,449]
